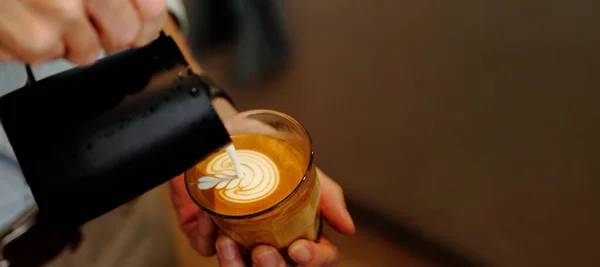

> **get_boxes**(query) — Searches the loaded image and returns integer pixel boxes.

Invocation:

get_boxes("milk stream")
[198,143,280,202]
[225,144,243,179]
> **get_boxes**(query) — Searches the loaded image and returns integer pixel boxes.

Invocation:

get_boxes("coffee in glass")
[185,110,321,252]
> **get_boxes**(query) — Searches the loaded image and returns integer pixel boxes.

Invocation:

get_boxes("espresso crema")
[198,148,280,203]
[187,134,307,216]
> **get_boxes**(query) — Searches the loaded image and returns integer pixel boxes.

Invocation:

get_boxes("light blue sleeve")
[0,112,35,231]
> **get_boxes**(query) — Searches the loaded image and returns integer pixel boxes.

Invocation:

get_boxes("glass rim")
[185,109,315,220]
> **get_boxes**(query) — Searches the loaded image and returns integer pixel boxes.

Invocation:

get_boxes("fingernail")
[254,249,276,267]
[290,244,311,263]
[217,238,237,261]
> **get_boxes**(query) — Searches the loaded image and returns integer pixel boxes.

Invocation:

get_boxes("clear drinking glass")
[185,110,321,254]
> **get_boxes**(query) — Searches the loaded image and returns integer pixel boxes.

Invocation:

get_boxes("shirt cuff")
[166,0,189,37]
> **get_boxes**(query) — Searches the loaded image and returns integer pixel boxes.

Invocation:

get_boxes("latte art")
[198,150,280,203]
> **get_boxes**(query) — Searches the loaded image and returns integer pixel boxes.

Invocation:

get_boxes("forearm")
[211,98,238,121]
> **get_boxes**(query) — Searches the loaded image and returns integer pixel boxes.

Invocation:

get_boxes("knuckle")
[24,27,60,56]
[123,27,140,46]
[85,0,102,10]
[93,0,123,9]
[110,24,140,47]
[52,1,83,21]
[83,39,102,56]
[137,0,167,20]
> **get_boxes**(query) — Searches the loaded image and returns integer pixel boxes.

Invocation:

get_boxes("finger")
[169,176,217,256]
[86,0,141,49]
[63,18,101,65]
[252,245,288,267]
[0,2,63,63]
[131,0,167,47]
[194,210,217,256]
[317,169,356,235]
[169,175,200,234]
[216,235,245,267]
[288,237,340,267]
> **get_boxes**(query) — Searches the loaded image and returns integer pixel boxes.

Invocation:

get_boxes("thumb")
[168,175,217,256]
[318,168,356,235]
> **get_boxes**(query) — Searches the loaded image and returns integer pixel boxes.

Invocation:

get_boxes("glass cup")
[185,110,321,255]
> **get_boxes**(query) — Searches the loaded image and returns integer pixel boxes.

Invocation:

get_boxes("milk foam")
[197,148,280,204]
[225,144,243,179]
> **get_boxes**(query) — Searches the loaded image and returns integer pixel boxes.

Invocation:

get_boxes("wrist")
[212,98,238,122]
[203,77,238,122]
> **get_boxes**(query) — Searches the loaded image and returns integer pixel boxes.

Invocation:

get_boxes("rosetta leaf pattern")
[198,176,239,190]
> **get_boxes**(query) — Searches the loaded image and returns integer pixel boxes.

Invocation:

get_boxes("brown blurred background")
[52,0,600,266]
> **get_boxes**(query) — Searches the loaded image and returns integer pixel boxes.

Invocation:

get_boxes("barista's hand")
[169,104,355,266]
[170,174,219,257]
[216,169,355,267]
[169,168,355,265]
[0,0,167,65]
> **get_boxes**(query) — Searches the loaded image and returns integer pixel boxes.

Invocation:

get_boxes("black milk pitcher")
[0,34,231,228]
